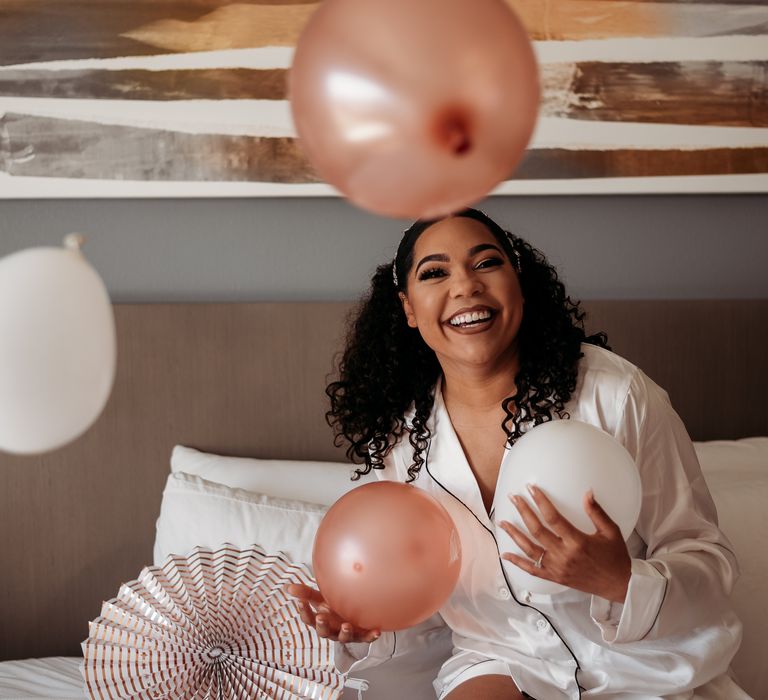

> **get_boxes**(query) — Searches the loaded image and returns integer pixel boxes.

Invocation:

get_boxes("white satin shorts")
[434,650,520,699]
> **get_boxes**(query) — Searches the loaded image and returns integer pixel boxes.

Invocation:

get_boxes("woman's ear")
[398,292,418,328]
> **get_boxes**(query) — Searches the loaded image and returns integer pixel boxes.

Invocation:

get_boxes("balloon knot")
[63,233,86,251]
[433,106,473,156]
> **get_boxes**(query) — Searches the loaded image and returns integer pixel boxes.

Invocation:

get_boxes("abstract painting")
[0,0,766,198]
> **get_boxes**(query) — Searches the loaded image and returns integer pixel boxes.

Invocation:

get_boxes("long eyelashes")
[417,257,504,282]
[417,267,446,281]
[477,257,504,270]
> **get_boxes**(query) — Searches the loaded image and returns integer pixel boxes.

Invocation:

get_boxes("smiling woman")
[288,208,749,700]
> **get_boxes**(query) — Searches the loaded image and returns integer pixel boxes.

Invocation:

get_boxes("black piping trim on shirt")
[643,562,669,640]
[423,438,584,700]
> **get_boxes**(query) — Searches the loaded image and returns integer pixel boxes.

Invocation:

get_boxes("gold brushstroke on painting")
[507,0,666,41]
[120,0,668,52]
[121,3,319,52]
[118,0,768,50]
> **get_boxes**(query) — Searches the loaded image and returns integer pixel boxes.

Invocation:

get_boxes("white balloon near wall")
[0,235,116,455]
[494,420,642,596]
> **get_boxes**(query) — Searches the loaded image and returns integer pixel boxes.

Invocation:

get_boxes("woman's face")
[399,216,524,372]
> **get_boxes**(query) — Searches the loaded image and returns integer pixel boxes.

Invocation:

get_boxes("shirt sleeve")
[334,612,451,674]
[589,368,740,644]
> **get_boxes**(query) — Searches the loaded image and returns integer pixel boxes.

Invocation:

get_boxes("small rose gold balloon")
[312,481,462,631]
[289,0,540,219]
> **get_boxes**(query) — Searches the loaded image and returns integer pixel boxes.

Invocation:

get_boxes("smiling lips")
[446,305,497,330]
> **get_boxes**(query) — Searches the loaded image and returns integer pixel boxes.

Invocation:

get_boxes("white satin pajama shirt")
[336,344,749,699]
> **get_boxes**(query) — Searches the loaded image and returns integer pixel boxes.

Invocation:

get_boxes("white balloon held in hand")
[494,420,642,595]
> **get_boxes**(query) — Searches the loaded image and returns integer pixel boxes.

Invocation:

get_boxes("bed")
[1,300,766,699]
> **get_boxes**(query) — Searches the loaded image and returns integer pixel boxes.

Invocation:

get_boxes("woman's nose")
[449,268,483,297]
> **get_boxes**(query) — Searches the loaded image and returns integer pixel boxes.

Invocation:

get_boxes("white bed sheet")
[0,657,84,699]
[0,657,371,699]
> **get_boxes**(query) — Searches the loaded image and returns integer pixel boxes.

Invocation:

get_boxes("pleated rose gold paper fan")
[81,544,346,700]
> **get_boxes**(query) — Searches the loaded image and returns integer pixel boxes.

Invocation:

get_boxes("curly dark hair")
[326,208,609,482]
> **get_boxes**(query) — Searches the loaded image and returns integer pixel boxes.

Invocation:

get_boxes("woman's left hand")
[498,484,631,603]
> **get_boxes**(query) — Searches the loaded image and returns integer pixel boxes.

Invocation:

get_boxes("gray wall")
[0,194,766,301]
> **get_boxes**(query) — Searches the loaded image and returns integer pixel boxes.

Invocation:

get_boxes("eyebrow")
[414,243,503,275]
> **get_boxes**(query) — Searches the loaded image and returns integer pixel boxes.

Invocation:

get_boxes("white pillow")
[695,438,768,483]
[695,438,768,700]
[171,444,374,506]
[154,471,327,565]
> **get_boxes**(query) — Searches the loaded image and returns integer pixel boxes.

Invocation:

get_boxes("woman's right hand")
[286,583,381,644]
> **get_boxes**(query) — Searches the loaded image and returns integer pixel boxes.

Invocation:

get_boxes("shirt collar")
[424,374,497,527]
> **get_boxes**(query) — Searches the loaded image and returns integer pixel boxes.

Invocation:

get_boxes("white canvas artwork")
[1,0,767,198]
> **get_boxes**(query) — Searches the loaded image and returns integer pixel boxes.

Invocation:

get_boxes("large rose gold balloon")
[312,482,461,631]
[289,0,540,219]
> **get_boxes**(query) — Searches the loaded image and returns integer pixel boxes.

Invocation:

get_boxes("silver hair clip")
[392,260,399,288]
[505,232,522,274]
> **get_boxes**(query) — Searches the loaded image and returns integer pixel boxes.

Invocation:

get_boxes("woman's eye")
[476,257,503,269]
[418,267,446,281]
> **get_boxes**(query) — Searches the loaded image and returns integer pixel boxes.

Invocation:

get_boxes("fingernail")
[527,483,537,495]
[587,489,595,503]
[316,616,325,625]
[341,624,351,633]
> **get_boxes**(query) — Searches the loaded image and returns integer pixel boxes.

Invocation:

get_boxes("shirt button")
[523,591,531,603]
[536,619,549,631]
[499,586,511,599]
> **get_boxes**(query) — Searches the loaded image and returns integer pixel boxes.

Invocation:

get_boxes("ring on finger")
[534,550,546,569]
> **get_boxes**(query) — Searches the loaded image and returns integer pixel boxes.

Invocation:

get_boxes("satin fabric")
[337,344,749,699]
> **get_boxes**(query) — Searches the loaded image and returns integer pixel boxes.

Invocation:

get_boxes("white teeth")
[449,309,493,326]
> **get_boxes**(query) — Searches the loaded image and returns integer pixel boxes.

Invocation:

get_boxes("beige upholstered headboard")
[1,300,766,661]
